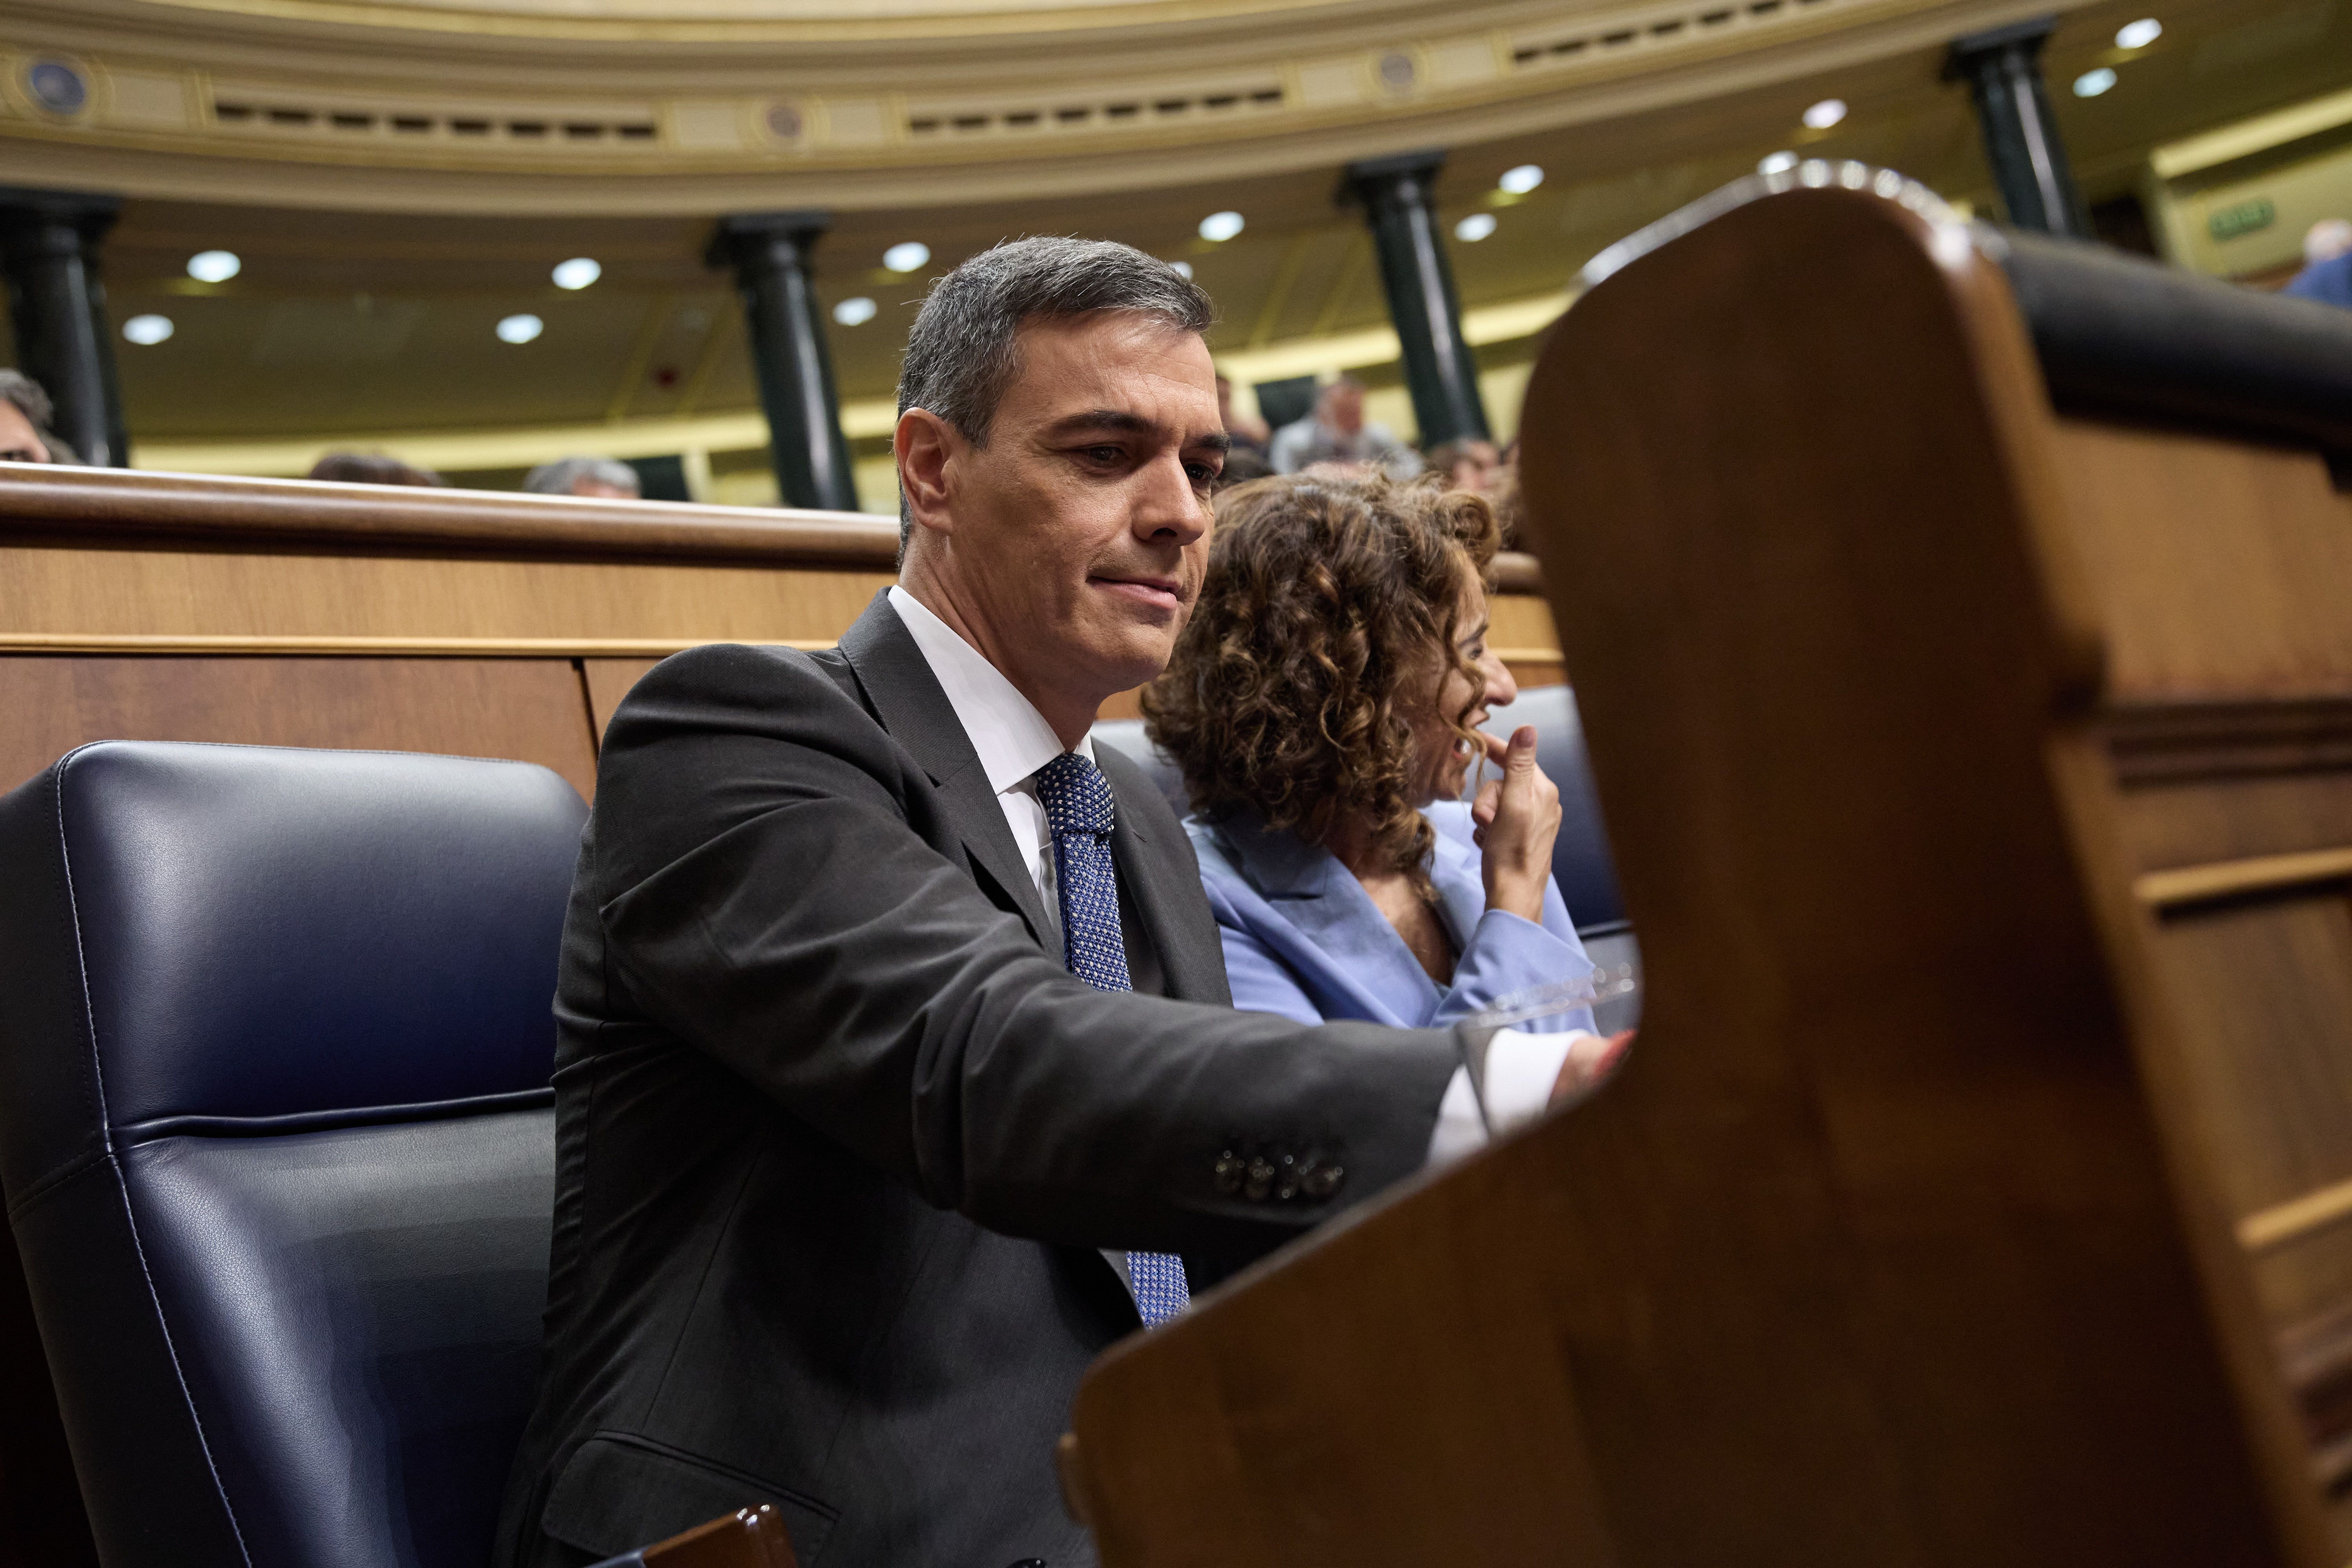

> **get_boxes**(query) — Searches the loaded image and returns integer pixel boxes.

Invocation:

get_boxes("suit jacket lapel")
[837,592,1055,946]
[1100,749,1232,1006]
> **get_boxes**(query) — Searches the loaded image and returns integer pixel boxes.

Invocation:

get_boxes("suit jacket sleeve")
[586,642,1461,1257]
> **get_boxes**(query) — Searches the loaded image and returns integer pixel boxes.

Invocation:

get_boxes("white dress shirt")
[885,584,1574,1166]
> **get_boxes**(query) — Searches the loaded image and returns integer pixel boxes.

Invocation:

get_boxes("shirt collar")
[887,584,1093,795]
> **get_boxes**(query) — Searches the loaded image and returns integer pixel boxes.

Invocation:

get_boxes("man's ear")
[896,408,960,540]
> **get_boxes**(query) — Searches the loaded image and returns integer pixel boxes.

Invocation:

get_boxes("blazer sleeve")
[1437,902,1600,1036]
[1201,885,1330,1029]
[583,643,1460,1258]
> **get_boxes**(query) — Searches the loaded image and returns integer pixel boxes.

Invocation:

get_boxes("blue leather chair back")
[0,742,588,1568]
[1091,683,1627,934]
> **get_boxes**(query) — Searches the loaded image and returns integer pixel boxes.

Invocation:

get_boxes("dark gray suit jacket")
[494,593,1460,1568]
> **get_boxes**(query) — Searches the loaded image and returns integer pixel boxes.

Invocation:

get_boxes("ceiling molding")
[0,0,2076,211]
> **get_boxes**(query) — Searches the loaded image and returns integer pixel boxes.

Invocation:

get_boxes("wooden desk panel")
[0,656,601,802]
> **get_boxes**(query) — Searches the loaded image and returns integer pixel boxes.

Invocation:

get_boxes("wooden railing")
[0,466,1562,799]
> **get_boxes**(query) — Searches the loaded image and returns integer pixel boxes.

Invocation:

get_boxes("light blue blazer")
[1187,800,1598,1035]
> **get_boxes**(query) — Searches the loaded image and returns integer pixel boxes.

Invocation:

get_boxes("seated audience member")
[1146,473,1603,1042]
[308,450,446,486]
[1215,372,1272,458]
[523,454,642,499]
[495,238,1617,1568]
[1425,435,1502,493]
[0,369,73,463]
[2287,217,2352,309]
[1268,374,1421,477]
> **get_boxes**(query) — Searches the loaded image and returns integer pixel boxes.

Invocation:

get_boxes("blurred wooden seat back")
[1057,173,2352,1567]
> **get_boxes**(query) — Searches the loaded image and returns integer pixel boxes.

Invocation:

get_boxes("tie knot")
[1034,751,1115,837]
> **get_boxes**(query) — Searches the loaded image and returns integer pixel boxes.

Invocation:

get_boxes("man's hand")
[1550,1029,1634,1108]
[1471,725,1562,924]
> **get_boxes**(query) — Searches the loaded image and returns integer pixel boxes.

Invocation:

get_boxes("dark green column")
[1342,149,1490,447]
[1947,18,2088,238]
[0,187,127,466]
[708,211,859,512]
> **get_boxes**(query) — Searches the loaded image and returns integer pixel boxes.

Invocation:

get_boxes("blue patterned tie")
[1033,751,1191,1328]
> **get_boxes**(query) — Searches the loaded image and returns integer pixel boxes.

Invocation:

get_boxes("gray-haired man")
[522,455,641,500]
[495,238,1601,1568]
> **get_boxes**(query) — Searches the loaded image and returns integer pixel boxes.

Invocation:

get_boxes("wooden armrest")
[588,1504,799,1568]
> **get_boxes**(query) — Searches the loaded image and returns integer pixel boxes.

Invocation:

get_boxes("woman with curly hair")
[1143,471,1601,1041]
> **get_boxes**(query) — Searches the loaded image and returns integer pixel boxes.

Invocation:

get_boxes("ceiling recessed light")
[883,241,931,273]
[2073,66,2118,96]
[833,296,878,326]
[1759,150,1799,174]
[2115,16,2161,47]
[551,257,601,290]
[1454,212,1498,242]
[1169,260,1194,278]
[122,314,173,345]
[1198,210,1245,243]
[186,249,240,283]
[496,313,544,344]
[1802,98,1847,130]
[1498,163,1544,195]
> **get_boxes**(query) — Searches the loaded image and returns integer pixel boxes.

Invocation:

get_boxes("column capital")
[705,209,834,270]
[1944,14,2057,76]
[0,187,120,258]
[1339,149,1448,209]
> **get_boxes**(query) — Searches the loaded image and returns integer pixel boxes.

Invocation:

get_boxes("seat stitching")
[54,746,258,1568]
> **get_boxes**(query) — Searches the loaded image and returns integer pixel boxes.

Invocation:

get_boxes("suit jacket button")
[1245,1157,1276,1201]
[1304,1163,1343,1199]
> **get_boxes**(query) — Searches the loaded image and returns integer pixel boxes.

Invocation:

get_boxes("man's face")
[907,312,1225,708]
[0,404,51,463]
[568,477,637,499]
[1323,383,1365,434]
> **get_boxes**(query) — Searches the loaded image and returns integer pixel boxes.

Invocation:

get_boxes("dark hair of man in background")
[893,235,1213,550]
[307,451,446,486]
[0,369,73,463]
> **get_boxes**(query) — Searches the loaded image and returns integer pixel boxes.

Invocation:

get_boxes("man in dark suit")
[495,238,1605,1568]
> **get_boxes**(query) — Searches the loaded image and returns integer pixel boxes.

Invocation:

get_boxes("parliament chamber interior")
[2,0,2352,1563]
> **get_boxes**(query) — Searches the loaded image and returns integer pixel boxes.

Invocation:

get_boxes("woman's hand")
[1551,1030,1634,1108]
[1471,725,1561,924]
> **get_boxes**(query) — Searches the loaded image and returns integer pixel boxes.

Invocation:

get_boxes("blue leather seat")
[0,742,587,1568]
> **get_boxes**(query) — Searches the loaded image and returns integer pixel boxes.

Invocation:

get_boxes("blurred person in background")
[1215,373,1271,460]
[0,370,77,463]
[2286,217,2352,309]
[1145,470,1606,1046]
[1424,436,1502,494]
[1268,375,1420,478]
[309,451,446,486]
[524,454,642,499]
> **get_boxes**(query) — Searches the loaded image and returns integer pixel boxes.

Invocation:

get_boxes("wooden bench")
[0,466,1565,801]
[1058,168,2352,1566]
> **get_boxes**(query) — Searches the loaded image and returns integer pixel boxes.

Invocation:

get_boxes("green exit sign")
[2208,197,2277,241]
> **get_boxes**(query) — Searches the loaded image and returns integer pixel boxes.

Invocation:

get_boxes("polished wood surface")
[1060,185,2352,1564]
[0,657,601,801]
[633,1504,800,1568]
[0,468,1561,791]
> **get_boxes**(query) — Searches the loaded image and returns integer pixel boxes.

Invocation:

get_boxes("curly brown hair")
[1143,471,1500,894]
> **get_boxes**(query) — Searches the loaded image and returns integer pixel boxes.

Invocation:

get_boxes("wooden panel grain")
[2046,421,2352,702]
[0,657,600,801]
[0,544,898,647]
[583,657,667,740]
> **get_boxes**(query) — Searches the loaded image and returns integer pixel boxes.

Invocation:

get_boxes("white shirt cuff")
[1425,1027,1587,1168]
